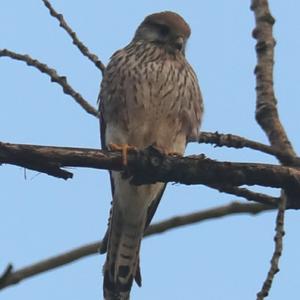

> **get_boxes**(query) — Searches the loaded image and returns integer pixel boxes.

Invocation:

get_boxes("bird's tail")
[102,205,143,300]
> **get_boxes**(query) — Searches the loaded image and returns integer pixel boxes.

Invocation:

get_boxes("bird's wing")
[98,92,115,254]
[144,183,167,229]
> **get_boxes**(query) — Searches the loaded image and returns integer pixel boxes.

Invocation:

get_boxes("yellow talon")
[108,143,137,166]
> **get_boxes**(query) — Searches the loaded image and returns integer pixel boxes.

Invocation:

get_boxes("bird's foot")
[108,143,137,166]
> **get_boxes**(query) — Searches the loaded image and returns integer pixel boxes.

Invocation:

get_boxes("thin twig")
[0,202,273,290]
[198,131,300,166]
[0,49,99,117]
[144,201,273,235]
[256,193,286,299]
[42,0,105,75]
[0,264,13,283]
[207,184,279,206]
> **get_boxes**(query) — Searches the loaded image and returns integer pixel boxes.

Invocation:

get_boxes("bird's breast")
[102,43,201,153]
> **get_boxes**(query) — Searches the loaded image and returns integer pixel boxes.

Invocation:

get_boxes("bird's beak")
[174,36,184,51]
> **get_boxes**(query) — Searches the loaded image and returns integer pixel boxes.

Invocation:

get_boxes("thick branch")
[251,0,296,159]
[0,202,273,290]
[251,1,293,298]
[0,49,98,117]
[42,0,105,75]
[1,142,300,198]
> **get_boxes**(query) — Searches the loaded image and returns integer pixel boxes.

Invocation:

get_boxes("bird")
[98,11,203,300]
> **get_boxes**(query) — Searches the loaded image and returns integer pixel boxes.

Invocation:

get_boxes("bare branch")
[144,202,273,236]
[0,49,99,117]
[1,142,300,199]
[0,242,101,290]
[42,0,105,75]
[198,132,300,166]
[257,193,286,299]
[251,1,293,297]
[0,202,273,290]
[251,0,296,159]
[207,184,279,206]
[0,264,13,283]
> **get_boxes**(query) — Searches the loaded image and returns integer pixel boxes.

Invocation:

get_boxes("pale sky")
[1,1,300,300]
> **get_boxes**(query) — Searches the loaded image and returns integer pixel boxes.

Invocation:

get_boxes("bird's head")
[133,11,191,55]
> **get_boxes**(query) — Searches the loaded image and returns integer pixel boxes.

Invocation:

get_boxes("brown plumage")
[99,11,203,299]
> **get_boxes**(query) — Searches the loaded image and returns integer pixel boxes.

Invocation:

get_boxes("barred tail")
[102,206,143,300]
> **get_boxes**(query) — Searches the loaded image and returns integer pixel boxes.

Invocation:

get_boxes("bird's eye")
[158,24,170,36]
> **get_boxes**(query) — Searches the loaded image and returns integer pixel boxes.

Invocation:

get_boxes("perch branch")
[42,0,105,75]
[0,49,98,117]
[1,143,300,198]
[0,202,273,290]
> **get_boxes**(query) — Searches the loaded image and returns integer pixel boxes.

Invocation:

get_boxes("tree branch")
[1,142,300,199]
[41,0,105,75]
[0,202,273,290]
[257,193,286,299]
[251,1,295,159]
[0,49,98,117]
[198,131,300,166]
[0,264,13,284]
[207,184,279,206]
[251,1,294,298]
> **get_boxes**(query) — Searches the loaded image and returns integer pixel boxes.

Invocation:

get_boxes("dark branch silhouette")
[1,142,300,202]
[257,192,286,300]
[0,202,273,290]
[251,0,296,298]
[0,49,98,117]
[207,184,279,206]
[198,131,300,166]
[42,0,106,75]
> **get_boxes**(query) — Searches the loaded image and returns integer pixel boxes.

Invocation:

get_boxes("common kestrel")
[99,11,203,299]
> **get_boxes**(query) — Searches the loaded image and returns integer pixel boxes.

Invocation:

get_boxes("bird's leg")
[108,143,137,166]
